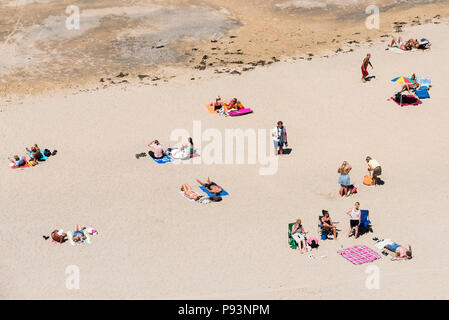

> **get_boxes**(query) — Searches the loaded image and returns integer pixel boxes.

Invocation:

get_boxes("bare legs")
[325,226,338,240]
[348,225,359,238]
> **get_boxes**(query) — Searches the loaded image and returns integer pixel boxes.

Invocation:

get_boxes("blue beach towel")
[27,151,48,161]
[199,185,229,197]
[415,88,430,99]
[151,155,173,164]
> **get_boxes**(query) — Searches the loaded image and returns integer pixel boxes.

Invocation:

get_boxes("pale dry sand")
[1,21,449,299]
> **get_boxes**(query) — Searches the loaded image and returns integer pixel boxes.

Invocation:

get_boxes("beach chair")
[413,76,431,99]
[318,216,339,239]
[359,210,373,235]
[288,222,297,249]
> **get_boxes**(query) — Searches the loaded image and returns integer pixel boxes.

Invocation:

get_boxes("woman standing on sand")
[338,161,352,196]
[346,202,361,239]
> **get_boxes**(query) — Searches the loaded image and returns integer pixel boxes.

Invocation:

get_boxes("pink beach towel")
[228,108,253,116]
[388,95,422,107]
[340,245,380,265]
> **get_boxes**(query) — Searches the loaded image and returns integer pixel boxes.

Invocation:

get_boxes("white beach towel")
[388,47,417,54]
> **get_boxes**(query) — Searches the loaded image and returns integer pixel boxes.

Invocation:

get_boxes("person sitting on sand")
[9,155,26,167]
[366,156,382,185]
[148,140,166,159]
[346,202,361,239]
[361,53,373,82]
[384,242,412,259]
[291,219,308,254]
[227,98,240,110]
[337,161,352,197]
[26,144,42,161]
[321,210,337,240]
[51,229,67,244]
[72,224,87,243]
[401,73,419,93]
[196,177,223,195]
[213,96,223,111]
[181,184,202,201]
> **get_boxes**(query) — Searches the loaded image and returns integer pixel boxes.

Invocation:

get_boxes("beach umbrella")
[391,76,413,84]
[391,76,413,105]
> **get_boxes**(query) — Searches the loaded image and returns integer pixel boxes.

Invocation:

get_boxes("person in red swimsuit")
[361,53,373,82]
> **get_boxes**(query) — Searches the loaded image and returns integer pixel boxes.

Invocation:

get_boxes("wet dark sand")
[0,0,448,97]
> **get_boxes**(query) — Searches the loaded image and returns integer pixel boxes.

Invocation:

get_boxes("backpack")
[209,195,222,202]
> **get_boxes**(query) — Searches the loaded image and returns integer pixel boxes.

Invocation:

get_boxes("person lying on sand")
[321,210,337,240]
[291,219,309,254]
[51,229,67,244]
[9,155,26,167]
[196,177,222,195]
[169,137,194,159]
[389,37,410,50]
[148,140,166,159]
[384,243,412,259]
[361,53,373,82]
[181,184,203,201]
[346,202,361,239]
[401,73,419,93]
[26,144,42,161]
[72,224,87,243]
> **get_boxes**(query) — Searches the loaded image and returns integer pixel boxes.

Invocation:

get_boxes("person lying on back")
[196,177,223,195]
[181,184,202,201]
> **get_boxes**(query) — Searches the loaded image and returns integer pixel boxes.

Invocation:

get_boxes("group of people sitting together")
[211,96,243,115]
[9,144,56,167]
[141,137,195,160]
[337,156,382,197]
[291,203,412,259]
[388,36,431,51]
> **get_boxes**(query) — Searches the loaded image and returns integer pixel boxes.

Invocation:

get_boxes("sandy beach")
[1,2,449,300]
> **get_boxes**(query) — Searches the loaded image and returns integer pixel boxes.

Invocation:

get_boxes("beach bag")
[209,195,222,202]
[352,186,358,194]
[418,38,431,49]
[363,175,373,186]
[393,92,402,102]
[28,159,37,166]
[44,149,51,157]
